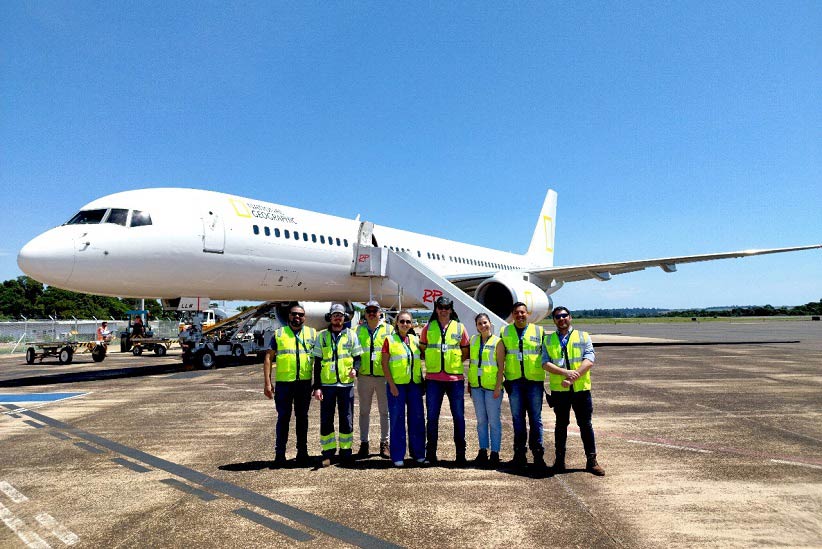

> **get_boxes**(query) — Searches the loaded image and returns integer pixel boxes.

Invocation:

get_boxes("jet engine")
[474,272,552,323]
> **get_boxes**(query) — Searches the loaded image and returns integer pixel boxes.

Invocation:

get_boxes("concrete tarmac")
[1,320,820,548]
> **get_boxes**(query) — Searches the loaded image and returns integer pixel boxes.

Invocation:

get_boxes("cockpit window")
[130,210,152,227]
[105,208,129,226]
[65,209,107,225]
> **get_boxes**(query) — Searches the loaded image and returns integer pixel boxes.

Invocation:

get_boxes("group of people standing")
[263,297,604,476]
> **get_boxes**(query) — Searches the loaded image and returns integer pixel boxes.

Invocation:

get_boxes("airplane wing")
[446,244,822,291]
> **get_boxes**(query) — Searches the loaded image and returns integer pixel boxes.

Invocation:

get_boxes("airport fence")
[0,319,182,354]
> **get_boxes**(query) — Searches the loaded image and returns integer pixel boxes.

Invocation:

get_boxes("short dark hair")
[551,306,570,318]
[289,303,305,313]
[511,302,528,313]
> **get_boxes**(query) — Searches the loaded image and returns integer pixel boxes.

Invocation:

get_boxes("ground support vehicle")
[25,340,107,365]
[129,337,177,357]
[179,303,279,369]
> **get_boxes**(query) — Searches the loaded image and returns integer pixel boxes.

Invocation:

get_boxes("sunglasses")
[290,312,305,317]
[397,319,413,324]
[366,308,380,314]
[554,313,569,319]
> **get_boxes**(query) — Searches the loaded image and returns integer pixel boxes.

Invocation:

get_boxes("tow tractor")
[119,309,176,357]
[25,340,107,365]
[179,302,279,369]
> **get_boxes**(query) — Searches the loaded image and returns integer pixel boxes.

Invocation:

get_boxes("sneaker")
[379,441,390,459]
[393,460,404,468]
[586,454,605,476]
[356,442,370,457]
[474,449,488,466]
[489,451,500,467]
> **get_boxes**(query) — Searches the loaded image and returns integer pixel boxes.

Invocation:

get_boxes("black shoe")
[489,451,500,467]
[424,453,438,466]
[586,454,605,476]
[356,442,369,457]
[273,454,287,467]
[532,451,548,471]
[552,453,566,473]
[474,449,488,466]
[295,451,311,466]
[379,441,390,459]
[455,453,468,467]
[510,451,528,468]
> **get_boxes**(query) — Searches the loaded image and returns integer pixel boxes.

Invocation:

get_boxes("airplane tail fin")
[526,189,557,267]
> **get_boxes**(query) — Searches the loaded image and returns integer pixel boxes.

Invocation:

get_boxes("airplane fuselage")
[18,188,538,308]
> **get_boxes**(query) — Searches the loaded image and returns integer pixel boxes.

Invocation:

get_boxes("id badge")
[329,365,336,372]
[441,344,448,353]
[477,367,483,377]
[371,351,380,362]
[517,352,523,361]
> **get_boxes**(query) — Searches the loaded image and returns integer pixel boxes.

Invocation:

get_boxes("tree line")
[0,276,165,320]
[574,301,822,318]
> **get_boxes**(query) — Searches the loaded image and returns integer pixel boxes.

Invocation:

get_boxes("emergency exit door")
[202,210,225,253]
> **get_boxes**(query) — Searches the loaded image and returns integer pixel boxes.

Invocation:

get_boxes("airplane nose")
[17,230,76,286]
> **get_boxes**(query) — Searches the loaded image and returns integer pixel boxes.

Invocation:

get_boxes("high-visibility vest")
[424,320,466,375]
[386,333,422,385]
[356,322,393,376]
[501,323,545,382]
[468,334,501,390]
[318,328,358,385]
[274,326,317,382]
[544,329,593,392]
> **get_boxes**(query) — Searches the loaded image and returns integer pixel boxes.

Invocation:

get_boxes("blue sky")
[1,2,820,310]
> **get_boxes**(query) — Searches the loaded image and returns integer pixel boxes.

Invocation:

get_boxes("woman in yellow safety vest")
[466,313,506,467]
[381,310,425,467]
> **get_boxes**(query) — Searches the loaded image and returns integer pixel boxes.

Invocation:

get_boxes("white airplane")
[17,188,821,323]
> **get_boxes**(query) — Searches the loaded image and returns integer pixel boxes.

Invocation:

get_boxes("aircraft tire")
[26,347,36,365]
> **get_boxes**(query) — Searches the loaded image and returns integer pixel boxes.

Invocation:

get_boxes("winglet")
[526,189,557,267]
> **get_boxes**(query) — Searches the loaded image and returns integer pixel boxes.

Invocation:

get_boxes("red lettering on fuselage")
[422,289,443,303]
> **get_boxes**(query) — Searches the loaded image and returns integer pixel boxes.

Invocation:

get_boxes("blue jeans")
[425,379,466,457]
[386,382,426,462]
[470,387,502,452]
[274,380,313,457]
[506,379,544,455]
[551,389,596,456]
[319,385,355,457]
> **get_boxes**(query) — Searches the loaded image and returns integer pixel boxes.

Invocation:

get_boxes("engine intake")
[474,273,552,323]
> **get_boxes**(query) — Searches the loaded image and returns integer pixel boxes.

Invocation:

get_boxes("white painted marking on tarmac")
[0,481,29,503]
[0,501,52,548]
[770,459,822,470]
[626,439,712,453]
[34,513,79,546]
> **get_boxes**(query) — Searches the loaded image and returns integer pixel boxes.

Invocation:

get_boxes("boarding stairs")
[351,229,507,332]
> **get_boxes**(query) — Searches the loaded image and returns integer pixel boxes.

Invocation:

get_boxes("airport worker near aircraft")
[419,296,470,466]
[381,310,426,467]
[312,303,364,467]
[263,303,317,467]
[355,300,393,459]
[542,306,605,476]
[467,313,506,468]
[501,301,548,470]
[96,321,112,342]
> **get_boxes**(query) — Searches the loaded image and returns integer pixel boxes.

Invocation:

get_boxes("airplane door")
[261,269,300,288]
[202,210,225,253]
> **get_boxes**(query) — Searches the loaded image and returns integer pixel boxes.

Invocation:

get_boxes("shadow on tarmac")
[0,362,211,387]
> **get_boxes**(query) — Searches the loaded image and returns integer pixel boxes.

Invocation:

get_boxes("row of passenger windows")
[251,225,521,271]
[384,245,520,271]
[65,208,152,227]
[252,225,349,248]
